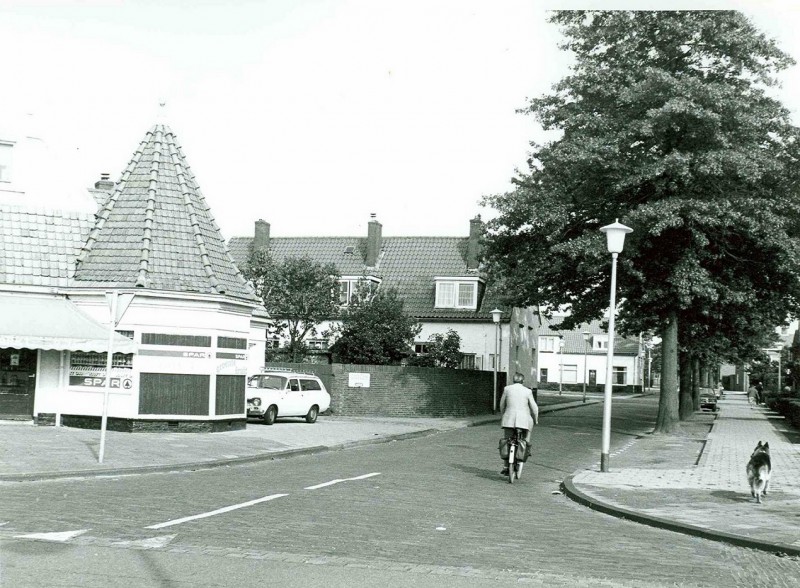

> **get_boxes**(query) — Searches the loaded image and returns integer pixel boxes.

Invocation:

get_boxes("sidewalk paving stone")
[566,393,800,556]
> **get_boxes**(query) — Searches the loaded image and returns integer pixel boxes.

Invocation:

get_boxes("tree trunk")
[692,357,701,411]
[679,350,693,420]
[654,312,680,433]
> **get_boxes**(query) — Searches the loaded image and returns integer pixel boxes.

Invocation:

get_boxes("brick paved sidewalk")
[568,393,800,554]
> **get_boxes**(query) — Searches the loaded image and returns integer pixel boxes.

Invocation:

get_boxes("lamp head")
[490,308,503,324]
[600,219,633,254]
[582,331,590,341]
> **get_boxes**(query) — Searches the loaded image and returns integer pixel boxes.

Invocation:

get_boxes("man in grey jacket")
[499,372,539,476]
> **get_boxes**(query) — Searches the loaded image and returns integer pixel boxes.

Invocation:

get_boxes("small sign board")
[348,373,370,388]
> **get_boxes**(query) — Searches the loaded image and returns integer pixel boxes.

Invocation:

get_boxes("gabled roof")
[228,234,501,321]
[73,124,257,303]
[538,315,641,356]
[0,204,94,288]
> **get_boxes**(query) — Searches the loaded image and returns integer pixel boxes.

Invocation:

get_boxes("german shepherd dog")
[746,441,771,504]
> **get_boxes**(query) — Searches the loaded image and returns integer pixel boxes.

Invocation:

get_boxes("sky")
[1,0,800,240]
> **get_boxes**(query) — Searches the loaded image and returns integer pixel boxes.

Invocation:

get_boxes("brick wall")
[266,363,504,417]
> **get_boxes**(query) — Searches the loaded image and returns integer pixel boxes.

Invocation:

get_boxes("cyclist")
[500,372,539,476]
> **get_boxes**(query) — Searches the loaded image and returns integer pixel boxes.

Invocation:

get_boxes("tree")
[407,329,464,369]
[329,288,421,365]
[242,250,340,362]
[482,11,800,434]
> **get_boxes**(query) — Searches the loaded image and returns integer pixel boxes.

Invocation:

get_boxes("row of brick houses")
[1,117,642,429]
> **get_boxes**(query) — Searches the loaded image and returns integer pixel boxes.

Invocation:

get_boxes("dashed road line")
[304,472,381,490]
[145,493,289,530]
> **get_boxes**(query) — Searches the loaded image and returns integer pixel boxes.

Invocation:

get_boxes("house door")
[588,370,597,386]
[0,348,37,418]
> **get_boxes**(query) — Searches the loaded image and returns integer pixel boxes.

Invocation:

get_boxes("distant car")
[699,387,718,412]
[246,371,330,424]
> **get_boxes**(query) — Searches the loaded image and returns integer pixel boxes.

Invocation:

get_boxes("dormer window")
[593,335,608,351]
[434,277,483,310]
[0,142,13,183]
[339,275,381,305]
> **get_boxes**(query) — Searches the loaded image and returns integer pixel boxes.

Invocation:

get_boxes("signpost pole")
[98,291,118,464]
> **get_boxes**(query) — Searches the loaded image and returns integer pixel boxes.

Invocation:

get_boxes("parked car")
[246,371,330,424]
[699,387,718,412]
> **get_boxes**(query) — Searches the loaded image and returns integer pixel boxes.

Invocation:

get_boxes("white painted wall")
[538,350,638,387]
[31,290,259,420]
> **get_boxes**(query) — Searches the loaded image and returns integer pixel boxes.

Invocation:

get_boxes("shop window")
[71,351,133,369]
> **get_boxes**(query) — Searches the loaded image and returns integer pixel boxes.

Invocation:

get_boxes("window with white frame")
[612,366,626,385]
[594,336,608,351]
[434,278,481,309]
[562,364,578,384]
[0,143,12,182]
[460,354,477,370]
[539,336,559,352]
[339,276,380,306]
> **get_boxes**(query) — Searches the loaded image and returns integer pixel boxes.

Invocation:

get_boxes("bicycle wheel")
[507,444,516,484]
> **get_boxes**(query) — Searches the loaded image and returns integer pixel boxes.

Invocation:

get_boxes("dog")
[746,441,772,504]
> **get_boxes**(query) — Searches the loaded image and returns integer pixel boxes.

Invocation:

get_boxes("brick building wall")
[265,362,504,417]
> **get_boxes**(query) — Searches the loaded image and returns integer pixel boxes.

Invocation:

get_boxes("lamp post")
[776,342,784,396]
[599,219,633,473]
[491,308,503,413]
[558,335,564,395]
[582,331,590,402]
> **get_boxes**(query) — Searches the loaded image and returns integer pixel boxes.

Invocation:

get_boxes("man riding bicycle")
[499,372,539,476]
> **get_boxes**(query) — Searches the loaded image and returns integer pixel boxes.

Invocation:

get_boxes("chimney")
[94,173,115,191]
[467,215,483,270]
[254,219,270,252]
[366,213,382,267]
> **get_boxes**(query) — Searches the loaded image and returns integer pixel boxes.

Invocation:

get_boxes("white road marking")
[145,493,288,530]
[113,534,176,549]
[14,530,89,542]
[304,472,381,490]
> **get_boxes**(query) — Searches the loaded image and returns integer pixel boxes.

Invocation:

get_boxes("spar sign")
[69,368,133,390]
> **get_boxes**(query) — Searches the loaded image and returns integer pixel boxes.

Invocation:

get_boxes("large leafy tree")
[243,250,340,362]
[483,11,800,433]
[330,288,421,365]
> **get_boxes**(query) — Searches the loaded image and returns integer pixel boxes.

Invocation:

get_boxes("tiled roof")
[229,235,503,321]
[0,205,94,288]
[73,125,257,302]
[539,315,641,356]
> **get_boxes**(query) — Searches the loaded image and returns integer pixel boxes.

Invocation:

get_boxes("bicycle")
[505,428,527,484]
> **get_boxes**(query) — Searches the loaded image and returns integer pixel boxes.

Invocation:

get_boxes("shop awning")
[0,294,137,354]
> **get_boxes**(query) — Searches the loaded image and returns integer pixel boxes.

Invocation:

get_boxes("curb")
[561,474,800,557]
[0,429,442,483]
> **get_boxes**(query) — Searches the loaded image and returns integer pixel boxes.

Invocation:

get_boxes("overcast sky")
[1,0,799,240]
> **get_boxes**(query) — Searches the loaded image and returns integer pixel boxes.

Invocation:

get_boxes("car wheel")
[305,405,319,424]
[263,405,277,425]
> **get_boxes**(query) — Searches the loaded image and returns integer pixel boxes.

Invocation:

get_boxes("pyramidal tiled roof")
[74,124,257,302]
[228,234,503,321]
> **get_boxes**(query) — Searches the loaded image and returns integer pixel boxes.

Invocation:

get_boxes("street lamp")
[491,308,503,413]
[599,219,633,473]
[558,335,565,395]
[582,331,590,402]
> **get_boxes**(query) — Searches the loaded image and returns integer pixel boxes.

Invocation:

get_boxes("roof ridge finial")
[156,99,168,123]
